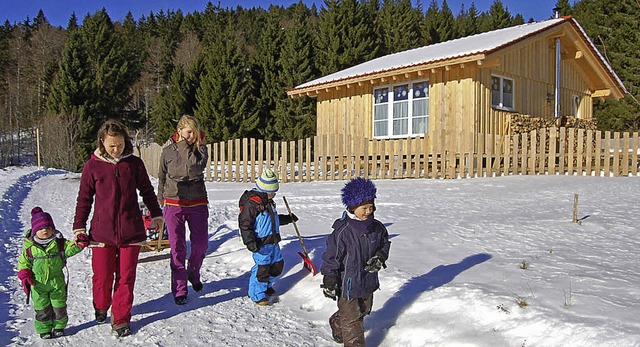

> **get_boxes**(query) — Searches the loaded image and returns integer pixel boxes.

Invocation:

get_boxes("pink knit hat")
[31,207,55,235]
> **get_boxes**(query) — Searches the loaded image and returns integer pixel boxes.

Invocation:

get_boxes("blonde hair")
[177,115,203,148]
[97,119,133,156]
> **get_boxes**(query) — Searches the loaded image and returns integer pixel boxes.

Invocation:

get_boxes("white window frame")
[372,80,429,139]
[491,75,515,111]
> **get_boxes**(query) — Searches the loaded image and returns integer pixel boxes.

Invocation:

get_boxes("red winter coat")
[73,150,162,247]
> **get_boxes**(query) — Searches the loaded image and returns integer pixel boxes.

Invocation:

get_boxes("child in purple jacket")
[320,177,391,346]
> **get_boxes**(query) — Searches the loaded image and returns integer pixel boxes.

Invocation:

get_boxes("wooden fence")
[138,127,640,182]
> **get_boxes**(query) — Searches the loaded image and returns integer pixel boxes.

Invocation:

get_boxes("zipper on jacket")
[114,163,122,245]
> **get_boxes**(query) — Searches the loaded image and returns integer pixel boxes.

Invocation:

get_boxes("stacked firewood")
[507,114,598,154]
[509,114,597,134]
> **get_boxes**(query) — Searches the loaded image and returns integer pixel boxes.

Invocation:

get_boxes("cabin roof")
[288,17,626,98]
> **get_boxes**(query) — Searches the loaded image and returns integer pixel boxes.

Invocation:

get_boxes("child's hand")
[364,255,385,273]
[17,269,35,295]
[75,233,90,249]
[246,241,259,253]
[321,276,337,300]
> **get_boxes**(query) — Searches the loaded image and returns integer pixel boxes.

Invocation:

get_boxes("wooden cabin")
[286,16,627,154]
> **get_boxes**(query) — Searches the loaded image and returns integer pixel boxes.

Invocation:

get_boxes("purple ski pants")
[163,204,209,298]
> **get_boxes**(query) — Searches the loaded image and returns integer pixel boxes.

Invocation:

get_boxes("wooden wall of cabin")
[478,34,593,140]
[315,83,373,139]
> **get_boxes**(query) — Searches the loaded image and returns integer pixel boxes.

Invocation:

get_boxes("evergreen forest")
[0,0,638,171]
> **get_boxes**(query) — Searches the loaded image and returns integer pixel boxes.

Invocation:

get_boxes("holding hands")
[74,228,90,248]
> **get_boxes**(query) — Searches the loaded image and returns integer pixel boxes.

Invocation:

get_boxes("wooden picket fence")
[138,127,640,182]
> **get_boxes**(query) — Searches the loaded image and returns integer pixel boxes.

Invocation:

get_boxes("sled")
[282,196,317,276]
[142,211,170,252]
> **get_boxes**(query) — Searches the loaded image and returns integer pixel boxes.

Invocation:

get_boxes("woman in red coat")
[73,120,163,337]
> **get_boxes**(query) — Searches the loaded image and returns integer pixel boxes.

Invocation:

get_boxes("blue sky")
[1,0,563,27]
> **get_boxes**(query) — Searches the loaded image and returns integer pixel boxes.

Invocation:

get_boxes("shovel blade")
[298,251,318,276]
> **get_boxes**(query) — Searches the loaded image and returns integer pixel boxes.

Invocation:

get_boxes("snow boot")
[95,309,108,323]
[52,329,65,338]
[40,332,53,339]
[113,326,131,337]
[265,287,276,296]
[254,298,269,306]
[175,295,188,305]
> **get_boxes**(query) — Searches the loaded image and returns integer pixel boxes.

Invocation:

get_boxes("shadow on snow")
[366,253,492,346]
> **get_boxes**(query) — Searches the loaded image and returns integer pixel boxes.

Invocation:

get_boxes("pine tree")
[194,11,259,142]
[554,0,573,17]
[254,6,285,139]
[316,0,344,75]
[482,0,513,31]
[47,9,142,166]
[422,0,440,44]
[436,0,457,42]
[456,3,479,37]
[273,2,318,140]
[573,0,640,131]
[377,0,422,55]
[152,65,189,143]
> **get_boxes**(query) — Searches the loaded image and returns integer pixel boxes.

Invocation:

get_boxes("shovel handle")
[282,196,310,257]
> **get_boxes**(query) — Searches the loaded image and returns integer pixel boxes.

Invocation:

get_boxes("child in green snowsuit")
[17,207,89,339]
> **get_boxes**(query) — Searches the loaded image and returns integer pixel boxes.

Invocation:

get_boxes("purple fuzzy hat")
[341,177,377,211]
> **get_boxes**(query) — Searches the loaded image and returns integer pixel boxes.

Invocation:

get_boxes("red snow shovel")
[283,196,317,276]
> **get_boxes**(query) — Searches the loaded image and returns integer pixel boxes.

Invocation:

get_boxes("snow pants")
[329,295,373,347]
[248,243,284,302]
[164,204,209,298]
[31,278,68,334]
[91,245,140,329]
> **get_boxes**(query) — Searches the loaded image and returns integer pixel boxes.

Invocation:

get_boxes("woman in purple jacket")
[321,177,391,346]
[73,120,163,337]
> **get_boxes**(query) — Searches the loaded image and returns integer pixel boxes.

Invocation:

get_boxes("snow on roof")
[291,16,625,96]
[292,18,567,91]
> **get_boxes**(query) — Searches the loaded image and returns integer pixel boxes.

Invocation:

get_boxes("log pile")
[509,114,597,134]
[507,114,598,154]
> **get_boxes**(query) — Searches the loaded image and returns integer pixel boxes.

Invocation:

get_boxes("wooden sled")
[142,211,170,252]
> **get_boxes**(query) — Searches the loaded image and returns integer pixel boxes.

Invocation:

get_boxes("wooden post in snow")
[572,194,579,223]
[36,127,41,170]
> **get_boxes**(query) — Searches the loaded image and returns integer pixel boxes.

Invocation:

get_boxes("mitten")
[291,213,299,222]
[364,251,387,273]
[246,241,259,253]
[321,276,337,301]
[75,233,90,249]
[18,269,35,295]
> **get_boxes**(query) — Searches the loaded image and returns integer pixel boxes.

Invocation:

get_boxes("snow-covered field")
[1,166,639,346]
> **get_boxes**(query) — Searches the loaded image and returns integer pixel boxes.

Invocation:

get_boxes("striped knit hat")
[31,207,55,235]
[256,168,279,193]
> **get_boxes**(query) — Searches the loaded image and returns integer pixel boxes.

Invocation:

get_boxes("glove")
[279,213,299,225]
[18,269,35,295]
[246,241,259,253]
[364,252,387,273]
[321,276,337,300]
[75,233,90,249]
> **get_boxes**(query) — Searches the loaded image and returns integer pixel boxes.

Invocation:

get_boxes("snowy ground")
[1,166,640,346]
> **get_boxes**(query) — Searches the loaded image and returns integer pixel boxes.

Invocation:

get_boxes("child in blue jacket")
[238,169,297,306]
[321,177,391,346]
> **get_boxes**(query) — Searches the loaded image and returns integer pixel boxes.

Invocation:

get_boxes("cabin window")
[373,80,429,138]
[572,95,581,118]
[491,75,514,110]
